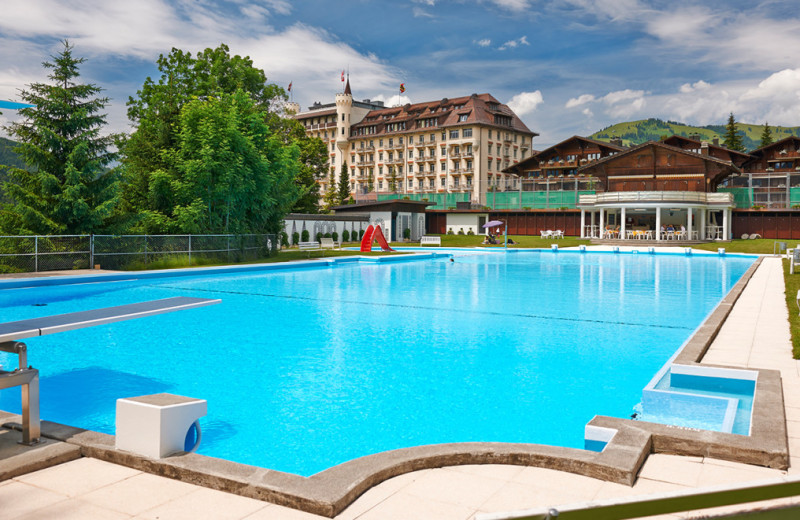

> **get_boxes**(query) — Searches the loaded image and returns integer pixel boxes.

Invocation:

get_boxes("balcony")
[578,191,734,206]
[305,122,337,130]
[450,152,462,159]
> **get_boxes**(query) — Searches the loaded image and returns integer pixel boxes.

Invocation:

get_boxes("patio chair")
[553,230,564,239]
[541,230,553,239]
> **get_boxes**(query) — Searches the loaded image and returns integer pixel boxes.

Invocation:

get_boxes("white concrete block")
[116,393,206,459]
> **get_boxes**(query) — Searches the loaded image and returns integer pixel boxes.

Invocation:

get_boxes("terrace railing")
[579,191,734,205]
[0,234,277,273]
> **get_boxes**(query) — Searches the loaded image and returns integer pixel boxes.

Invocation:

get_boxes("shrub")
[315,232,322,242]
[403,228,411,239]
[280,231,289,247]
[447,228,454,235]
[332,231,339,242]
[291,232,299,245]
[342,230,350,242]
[324,232,332,238]
[457,228,465,235]
[301,230,309,242]
[467,229,475,235]
[360,229,366,239]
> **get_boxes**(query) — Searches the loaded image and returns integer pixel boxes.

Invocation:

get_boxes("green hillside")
[590,118,800,152]
[0,137,25,171]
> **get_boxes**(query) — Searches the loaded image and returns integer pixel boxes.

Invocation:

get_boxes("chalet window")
[774,161,793,169]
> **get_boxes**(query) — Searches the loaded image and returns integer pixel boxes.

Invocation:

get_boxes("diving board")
[0,296,220,445]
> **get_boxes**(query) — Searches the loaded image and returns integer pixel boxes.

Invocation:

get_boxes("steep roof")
[350,93,537,137]
[578,140,741,173]
[661,135,752,164]
[748,135,800,157]
[503,135,624,174]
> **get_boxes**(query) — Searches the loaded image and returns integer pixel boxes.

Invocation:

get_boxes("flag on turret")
[399,83,405,93]
[341,70,345,82]
[288,82,292,92]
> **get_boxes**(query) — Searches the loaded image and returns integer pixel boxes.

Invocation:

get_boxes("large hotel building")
[286,79,537,206]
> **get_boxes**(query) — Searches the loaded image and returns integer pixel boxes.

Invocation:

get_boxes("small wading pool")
[0,251,756,476]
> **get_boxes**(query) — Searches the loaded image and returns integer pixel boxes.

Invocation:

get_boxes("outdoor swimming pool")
[0,251,756,476]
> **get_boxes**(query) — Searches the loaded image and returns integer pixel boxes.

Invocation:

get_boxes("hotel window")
[398,166,403,174]
[465,145,473,155]
[398,151,403,159]
[388,138,393,146]
[441,146,446,156]
[463,128,473,138]
[379,180,383,189]
[442,132,447,140]
[453,177,460,187]
[441,162,446,171]
[379,139,383,146]
[341,114,345,121]
[488,159,493,170]
[466,160,473,170]
[449,130,459,139]
[408,179,413,187]
[429,179,435,188]
[419,135,424,143]
[430,133,436,142]
[488,130,492,139]
[408,150,413,159]
[399,137,404,144]
[496,144,500,154]
[458,114,468,122]
[369,167,374,175]
[430,164,436,173]
[514,135,518,143]
[323,131,327,138]
[379,152,383,160]
[409,164,414,173]
[388,152,393,161]
[514,149,518,158]
[440,177,446,187]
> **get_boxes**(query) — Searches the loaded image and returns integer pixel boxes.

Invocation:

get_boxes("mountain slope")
[590,118,800,152]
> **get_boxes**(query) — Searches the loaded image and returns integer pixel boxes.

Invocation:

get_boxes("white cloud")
[600,89,645,105]
[373,94,412,107]
[679,80,711,93]
[565,94,595,108]
[412,7,434,18]
[474,39,492,47]
[485,0,533,12]
[507,90,543,115]
[498,36,529,50]
[581,108,593,117]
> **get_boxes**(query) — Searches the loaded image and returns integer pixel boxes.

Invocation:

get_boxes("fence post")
[90,235,94,269]
[188,235,192,265]
[227,235,231,263]
[34,236,38,273]
[144,235,148,265]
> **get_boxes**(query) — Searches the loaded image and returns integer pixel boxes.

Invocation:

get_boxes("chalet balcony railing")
[579,191,734,205]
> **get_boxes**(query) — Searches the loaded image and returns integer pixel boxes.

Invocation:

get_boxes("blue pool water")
[0,251,755,476]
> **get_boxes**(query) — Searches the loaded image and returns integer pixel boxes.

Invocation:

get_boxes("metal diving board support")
[0,296,220,445]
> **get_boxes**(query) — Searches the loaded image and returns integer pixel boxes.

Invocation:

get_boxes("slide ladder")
[360,225,394,252]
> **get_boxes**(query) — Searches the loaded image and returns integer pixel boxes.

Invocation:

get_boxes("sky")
[1,0,799,148]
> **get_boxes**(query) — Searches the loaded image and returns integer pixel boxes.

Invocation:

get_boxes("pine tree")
[337,160,350,205]
[759,122,773,149]
[722,113,745,152]
[0,41,118,234]
[322,170,338,210]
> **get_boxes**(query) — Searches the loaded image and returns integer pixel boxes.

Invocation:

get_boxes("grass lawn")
[783,258,800,359]
[692,239,788,255]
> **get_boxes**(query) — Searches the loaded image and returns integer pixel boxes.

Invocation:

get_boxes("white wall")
[446,213,488,235]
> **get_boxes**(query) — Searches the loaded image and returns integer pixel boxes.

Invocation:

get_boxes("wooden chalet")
[575,141,740,241]
[505,135,624,178]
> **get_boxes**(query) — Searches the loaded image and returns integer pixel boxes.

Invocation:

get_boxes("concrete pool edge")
[0,253,788,518]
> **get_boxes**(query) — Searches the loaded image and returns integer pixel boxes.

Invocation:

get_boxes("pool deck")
[2,255,800,519]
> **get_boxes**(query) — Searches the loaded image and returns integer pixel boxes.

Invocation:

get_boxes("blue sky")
[1,0,799,147]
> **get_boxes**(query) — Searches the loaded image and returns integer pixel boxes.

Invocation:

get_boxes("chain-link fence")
[0,234,277,273]
[0,235,91,273]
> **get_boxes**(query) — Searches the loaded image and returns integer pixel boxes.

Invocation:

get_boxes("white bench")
[420,236,441,247]
[320,237,340,250]
[298,241,322,257]
[790,248,800,274]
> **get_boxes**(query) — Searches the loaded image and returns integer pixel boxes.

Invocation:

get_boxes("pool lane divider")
[0,254,787,519]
